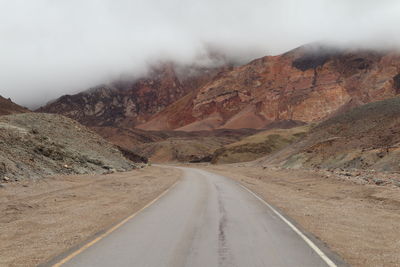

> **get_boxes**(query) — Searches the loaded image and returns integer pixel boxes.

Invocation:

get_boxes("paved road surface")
[58,167,343,267]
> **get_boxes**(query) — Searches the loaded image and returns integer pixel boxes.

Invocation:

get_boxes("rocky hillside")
[0,95,30,115]
[259,96,400,172]
[0,113,134,181]
[139,44,400,131]
[38,63,228,128]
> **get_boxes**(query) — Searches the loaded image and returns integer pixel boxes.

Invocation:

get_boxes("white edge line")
[239,184,337,267]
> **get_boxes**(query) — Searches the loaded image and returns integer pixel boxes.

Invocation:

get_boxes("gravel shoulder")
[0,166,181,267]
[200,164,400,267]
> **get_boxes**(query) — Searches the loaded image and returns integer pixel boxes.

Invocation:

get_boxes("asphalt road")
[58,167,343,267]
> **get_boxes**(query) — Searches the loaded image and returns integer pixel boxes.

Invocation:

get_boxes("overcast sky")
[1,0,400,107]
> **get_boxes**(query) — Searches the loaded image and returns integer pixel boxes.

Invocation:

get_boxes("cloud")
[1,0,400,107]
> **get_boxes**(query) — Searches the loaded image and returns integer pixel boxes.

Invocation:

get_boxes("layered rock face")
[38,63,226,128]
[139,45,400,131]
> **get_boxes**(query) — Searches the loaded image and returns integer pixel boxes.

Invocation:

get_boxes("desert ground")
[0,166,180,267]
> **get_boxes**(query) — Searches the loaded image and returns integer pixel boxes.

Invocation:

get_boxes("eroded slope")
[0,113,134,181]
[212,124,309,164]
[260,96,400,172]
[0,96,30,116]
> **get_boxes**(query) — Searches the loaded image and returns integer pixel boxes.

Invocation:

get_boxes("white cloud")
[0,0,399,107]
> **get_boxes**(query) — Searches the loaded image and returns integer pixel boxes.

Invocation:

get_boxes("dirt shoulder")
[200,164,400,267]
[0,166,181,267]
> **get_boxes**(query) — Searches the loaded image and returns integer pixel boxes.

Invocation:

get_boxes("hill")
[212,124,309,164]
[0,113,134,181]
[0,95,30,115]
[259,96,400,172]
[128,128,259,163]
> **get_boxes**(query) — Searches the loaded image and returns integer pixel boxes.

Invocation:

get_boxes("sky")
[1,0,400,107]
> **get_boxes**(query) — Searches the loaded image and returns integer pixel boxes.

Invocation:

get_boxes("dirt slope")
[90,126,169,150]
[0,96,30,116]
[260,96,400,172]
[132,137,231,163]
[212,124,309,164]
[0,113,134,181]
[130,129,259,163]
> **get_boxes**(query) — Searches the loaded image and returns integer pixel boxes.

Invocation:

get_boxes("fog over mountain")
[1,0,400,107]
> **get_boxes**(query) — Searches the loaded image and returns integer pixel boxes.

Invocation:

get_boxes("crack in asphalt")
[215,183,237,267]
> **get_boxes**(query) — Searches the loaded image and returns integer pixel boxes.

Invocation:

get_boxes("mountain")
[0,113,134,181]
[0,95,30,115]
[38,62,228,128]
[139,44,400,131]
[37,44,400,162]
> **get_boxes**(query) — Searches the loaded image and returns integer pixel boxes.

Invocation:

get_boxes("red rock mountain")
[39,44,400,133]
[38,63,228,128]
[0,95,30,115]
[138,44,400,131]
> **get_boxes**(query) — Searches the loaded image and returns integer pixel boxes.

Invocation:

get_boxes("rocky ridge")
[38,63,229,129]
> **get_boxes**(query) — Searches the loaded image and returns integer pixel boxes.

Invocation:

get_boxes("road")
[56,167,343,267]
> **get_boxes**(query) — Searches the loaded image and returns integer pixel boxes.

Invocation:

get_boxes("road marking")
[239,184,338,267]
[52,179,180,267]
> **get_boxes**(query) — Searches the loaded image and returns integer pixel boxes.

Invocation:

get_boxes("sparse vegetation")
[129,129,259,163]
[262,96,400,172]
[211,126,310,164]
